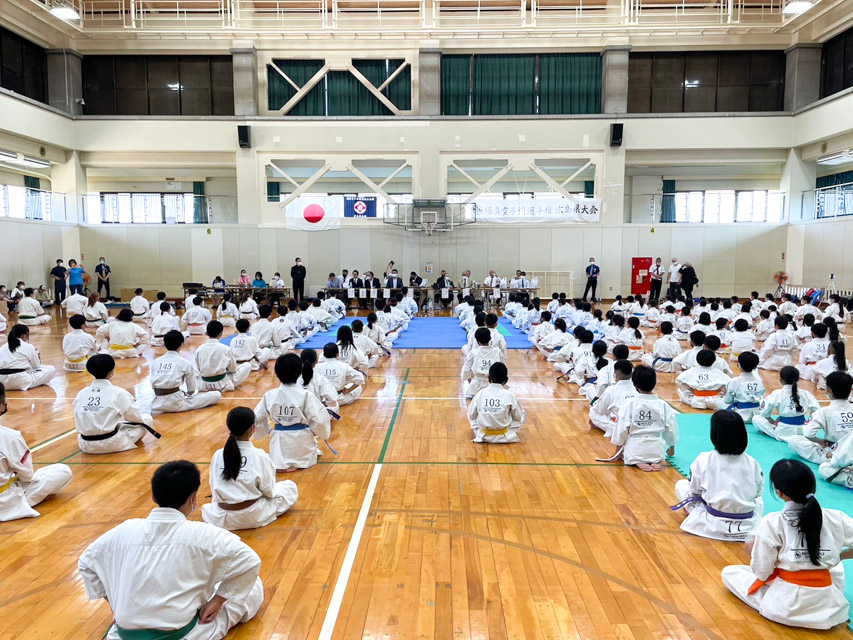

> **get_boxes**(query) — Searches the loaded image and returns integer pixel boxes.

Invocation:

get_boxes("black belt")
[0,368,26,375]
[80,422,161,441]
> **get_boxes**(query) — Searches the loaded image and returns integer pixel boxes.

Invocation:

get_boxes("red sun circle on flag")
[303,204,326,223]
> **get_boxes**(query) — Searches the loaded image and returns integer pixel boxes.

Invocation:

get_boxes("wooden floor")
[0,306,848,640]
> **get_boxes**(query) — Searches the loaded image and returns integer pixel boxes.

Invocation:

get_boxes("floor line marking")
[317,367,408,640]
[31,429,77,453]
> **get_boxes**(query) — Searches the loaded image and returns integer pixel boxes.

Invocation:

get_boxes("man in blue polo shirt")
[583,257,600,302]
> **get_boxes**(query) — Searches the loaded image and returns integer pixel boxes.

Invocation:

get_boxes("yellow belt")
[67,356,88,363]
[481,427,509,436]
[0,477,19,494]
[110,344,135,351]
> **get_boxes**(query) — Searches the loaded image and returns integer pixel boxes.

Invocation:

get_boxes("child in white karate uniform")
[569,334,604,393]
[150,331,221,415]
[149,292,174,318]
[589,359,636,436]
[462,328,505,400]
[308,299,335,331]
[299,349,340,419]
[253,354,331,472]
[617,316,645,361]
[788,371,853,464]
[352,320,382,368]
[716,352,765,422]
[758,316,797,371]
[529,310,555,348]
[239,294,260,322]
[673,411,764,541]
[796,323,830,382]
[150,302,187,347]
[129,288,150,322]
[96,309,148,358]
[73,354,157,454]
[537,318,571,357]
[641,321,681,373]
[82,293,110,328]
[16,288,50,326]
[195,321,252,392]
[180,297,212,336]
[753,366,819,442]
[754,309,774,341]
[365,312,393,351]
[0,382,72,521]
[216,293,239,328]
[812,341,851,390]
[468,362,526,444]
[62,291,89,318]
[703,335,734,376]
[676,349,731,409]
[63,314,98,372]
[203,406,298,530]
[722,459,853,630]
[335,326,369,373]
[0,325,55,391]
[251,305,281,355]
[609,365,679,471]
[673,330,706,371]
[319,343,365,405]
[674,307,695,341]
[230,319,270,371]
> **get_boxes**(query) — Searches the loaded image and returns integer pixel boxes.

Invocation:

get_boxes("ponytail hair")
[769,459,823,566]
[627,316,642,339]
[831,341,847,373]
[337,325,355,351]
[367,312,378,330]
[780,366,803,413]
[824,317,840,342]
[300,349,317,386]
[592,340,609,370]
[221,292,231,313]
[87,292,99,307]
[221,407,254,481]
[7,325,29,352]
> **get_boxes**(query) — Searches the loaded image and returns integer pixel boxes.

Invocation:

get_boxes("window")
[821,25,853,98]
[0,27,47,104]
[670,190,782,223]
[0,184,52,220]
[88,192,202,224]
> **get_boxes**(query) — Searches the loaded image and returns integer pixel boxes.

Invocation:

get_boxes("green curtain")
[473,54,535,115]
[267,181,281,203]
[268,60,325,116]
[441,55,472,115]
[193,181,207,223]
[327,69,390,116]
[816,170,853,189]
[584,181,594,197]
[538,53,602,115]
[386,59,411,111]
[662,180,676,223]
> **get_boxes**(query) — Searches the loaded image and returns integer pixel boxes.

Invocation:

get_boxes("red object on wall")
[631,257,654,296]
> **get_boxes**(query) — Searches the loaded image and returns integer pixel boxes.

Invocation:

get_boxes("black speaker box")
[610,123,623,147]
[238,125,251,149]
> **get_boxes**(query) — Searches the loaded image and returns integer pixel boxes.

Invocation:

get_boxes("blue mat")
[669,413,853,625]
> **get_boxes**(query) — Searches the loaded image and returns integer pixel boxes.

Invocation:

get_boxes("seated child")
[703,335,734,376]
[195,321,253,392]
[462,328,505,400]
[674,307,695,341]
[299,349,340,418]
[589,359,636,436]
[149,291,174,318]
[230,319,271,371]
[150,301,187,347]
[202,406,298,530]
[319,343,365,405]
[788,371,853,464]
[797,323,830,382]
[753,366,819,441]
[308,298,335,332]
[62,314,97,372]
[673,330,706,371]
[672,410,764,541]
[16,289,50,326]
[617,316,645,361]
[352,320,382,368]
[609,365,678,472]
[150,330,221,415]
[812,341,851,390]
[716,352,765,422]
[129,288,150,322]
[529,310,554,348]
[216,293,239,328]
[467,362,527,444]
[251,305,282,355]
[95,308,148,358]
[181,297,213,335]
[675,350,730,410]
[537,317,570,356]
[641,321,681,373]
[758,316,797,371]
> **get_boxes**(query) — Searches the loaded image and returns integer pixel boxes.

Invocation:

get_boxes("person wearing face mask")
[649,257,665,302]
[49,258,67,304]
[583,258,600,302]
[291,258,306,303]
[95,257,111,299]
[668,257,683,300]
[78,460,264,639]
[237,269,251,286]
[0,382,72,521]
[385,270,403,290]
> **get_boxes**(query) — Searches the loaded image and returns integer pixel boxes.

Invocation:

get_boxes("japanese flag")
[286,196,343,231]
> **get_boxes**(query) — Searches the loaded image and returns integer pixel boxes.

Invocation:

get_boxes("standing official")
[583,258,600,302]
[649,258,665,301]
[668,258,682,299]
[95,257,111,299]
[49,258,67,304]
[291,258,306,302]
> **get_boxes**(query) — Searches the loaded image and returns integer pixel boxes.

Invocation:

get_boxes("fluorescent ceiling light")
[49,4,80,20]
[817,150,853,166]
[0,150,51,169]
[783,0,812,14]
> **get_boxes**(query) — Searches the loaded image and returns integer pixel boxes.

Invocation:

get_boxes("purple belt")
[670,496,754,520]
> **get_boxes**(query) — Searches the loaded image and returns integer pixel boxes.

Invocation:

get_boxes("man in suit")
[433,270,454,308]
[366,272,381,289]
[291,258,306,303]
[349,270,366,309]
[583,257,600,302]
[409,271,426,308]
[385,269,404,290]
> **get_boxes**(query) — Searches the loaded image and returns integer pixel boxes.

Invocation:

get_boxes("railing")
[624,190,786,224]
[799,182,853,221]
[0,185,68,222]
[83,193,238,224]
[75,0,785,30]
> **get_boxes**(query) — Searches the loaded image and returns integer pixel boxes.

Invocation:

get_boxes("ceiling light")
[817,150,853,166]
[783,0,812,14]
[0,150,51,169]
[49,3,80,20]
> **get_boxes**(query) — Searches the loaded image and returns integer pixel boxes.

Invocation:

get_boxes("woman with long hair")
[0,325,55,390]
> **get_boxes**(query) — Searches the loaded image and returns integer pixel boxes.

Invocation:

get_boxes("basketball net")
[423,222,435,237]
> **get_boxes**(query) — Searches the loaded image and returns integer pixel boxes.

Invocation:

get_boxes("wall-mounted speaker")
[610,123,623,147]
[238,125,251,149]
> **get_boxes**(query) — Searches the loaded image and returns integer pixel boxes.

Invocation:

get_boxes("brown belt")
[217,496,261,511]
[153,387,181,396]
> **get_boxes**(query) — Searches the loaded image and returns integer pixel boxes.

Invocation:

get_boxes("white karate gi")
[468,383,526,444]
[674,450,763,541]
[150,351,221,415]
[79,508,263,640]
[537,329,571,356]
[530,322,554,348]
[308,305,335,331]
[365,323,393,350]
[195,339,252,392]
[239,299,259,321]
[0,313,5,332]
[754,319,774,341]
[617,328,644,360]
[253,383,331,469]
[674,316,695,341]
[251,318,280,353]
[610,394,678,465]
[589,379,638,436]
[797,338,830,381]
[461,345,505,399]
[62,329,97,372]
[641,335,681,373]
[184,294,198,309]
[676,365,731,409]
[819,432,853,487]
[130,295,150,321]
[721,503,853,630]
[73,379,154,454]
[794,303,822,323]
[84,301,110,327]
[150,300,175,318]
[96,321,148,358]
[337,344,368,372]
[62,292,89,317]
[0,424,71,521]
[642,307,660,328]
[216,302,239,327]
[715,371,766,422]
[181,306,212,335]
[788,399,853,463]
[752,385,819,441]
[230,333,271,371]
[729,329,757,358]
[202,440,298,531]
[812,356,852,390]
[555,343,592,377]
[272,316,301,352]
[319,357,365,405]
[758,329,799,371]
[150,313,189,347]
[16,297,50,325]
[299,372,340,416]
[353,332,381,368]
[0,342,55,390]
[548,337,578,364]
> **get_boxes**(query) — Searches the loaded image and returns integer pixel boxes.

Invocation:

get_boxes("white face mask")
[296,261,302,266]
[100,260,105,265]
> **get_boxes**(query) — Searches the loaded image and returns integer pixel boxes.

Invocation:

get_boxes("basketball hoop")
[423,222,435,237]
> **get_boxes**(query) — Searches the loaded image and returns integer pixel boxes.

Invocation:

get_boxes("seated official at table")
[433,271,454,308]
[385,269,404,289]
[509,270,530,289]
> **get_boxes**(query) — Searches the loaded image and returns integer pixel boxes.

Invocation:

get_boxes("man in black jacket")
[433,270,454,308]
[350,270,366,309]
[385,269,404,289]
[290,258,306,302]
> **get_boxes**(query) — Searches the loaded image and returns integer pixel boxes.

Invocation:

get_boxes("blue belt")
[653,357,673,365]
[670,496,754,520]
[779,415,806,426]
[274,423,310,431]
[728,402,760,410]
[587,377,597,384]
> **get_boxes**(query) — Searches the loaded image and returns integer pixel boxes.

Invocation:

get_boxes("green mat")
[496,323,512,337]
[669,413,853,629]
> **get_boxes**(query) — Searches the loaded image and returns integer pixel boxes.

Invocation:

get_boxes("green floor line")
[57,450,81,463]
[376,368,409,464]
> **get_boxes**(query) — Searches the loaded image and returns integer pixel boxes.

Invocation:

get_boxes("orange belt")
[694,389,720,397]
[628,346,643,351]
[748,568,832,595]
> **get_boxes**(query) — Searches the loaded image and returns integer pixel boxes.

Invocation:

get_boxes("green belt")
[115,615,197,640]
[201,373,226,383]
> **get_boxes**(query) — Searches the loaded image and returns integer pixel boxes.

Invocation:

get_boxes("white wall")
[792,217,853,290]
[0,218,79,289]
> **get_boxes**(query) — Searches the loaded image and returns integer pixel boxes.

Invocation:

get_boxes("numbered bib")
[833,410,853,434]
